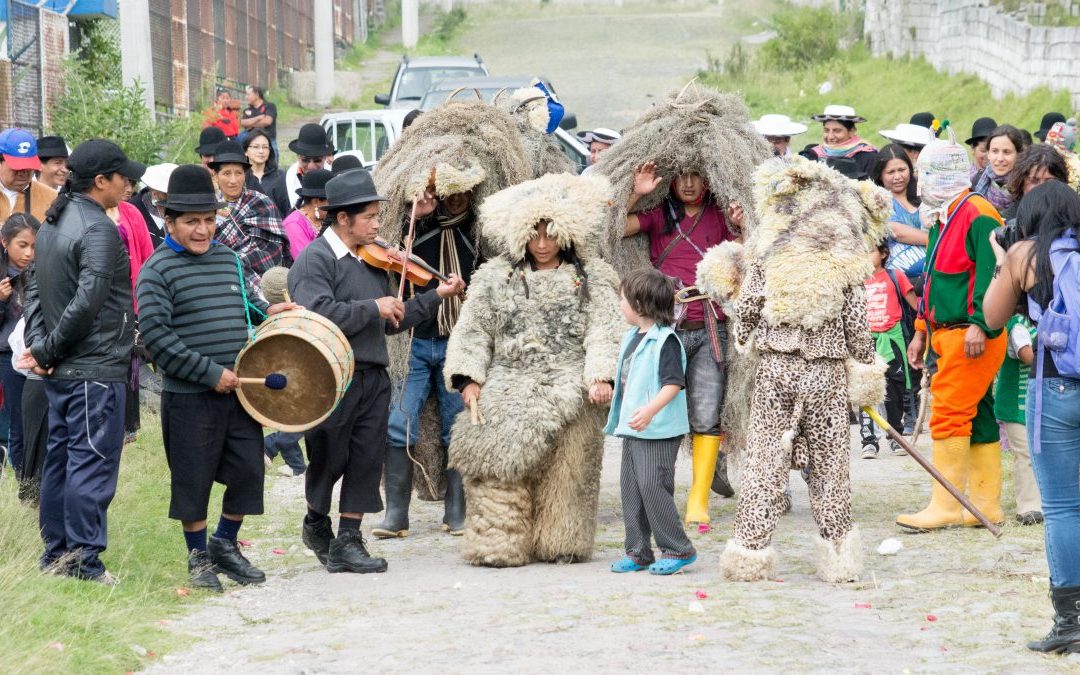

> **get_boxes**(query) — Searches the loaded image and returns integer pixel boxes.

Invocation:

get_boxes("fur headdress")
[592,82,773,274]
[494,86,577,178]
[479,172,612,262]
[373,100,531,246]
[747,156,890,330]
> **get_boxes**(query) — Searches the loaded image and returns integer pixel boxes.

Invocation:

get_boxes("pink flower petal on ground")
[695,590,708,600]
[238,539,253,548]
[697,523,711,534]
[854,602,872,609]
[271,548,286,555]
[926,614,938,622]
[48,642,64,652]
[175,587,190,597]
[157,619,173,626]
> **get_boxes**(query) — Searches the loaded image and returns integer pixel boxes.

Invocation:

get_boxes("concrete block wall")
[865,0,1080,109]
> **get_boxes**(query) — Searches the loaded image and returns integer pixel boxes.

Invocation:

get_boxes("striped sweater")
[136,242,267,393]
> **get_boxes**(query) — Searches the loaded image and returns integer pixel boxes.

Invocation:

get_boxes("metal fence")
[7,1,42,132]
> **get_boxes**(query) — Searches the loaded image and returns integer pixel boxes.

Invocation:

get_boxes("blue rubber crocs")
[610,556,650,573]
[648,553,698,575]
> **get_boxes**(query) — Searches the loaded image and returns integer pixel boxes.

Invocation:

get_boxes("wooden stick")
[862,406,1002,538]
[237,377,269,385]
[469,398,485,426]
[911,369,931,446]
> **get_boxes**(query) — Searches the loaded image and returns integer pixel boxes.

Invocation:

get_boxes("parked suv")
[374,54,488,109]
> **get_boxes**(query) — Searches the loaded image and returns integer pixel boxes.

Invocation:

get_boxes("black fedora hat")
[296,168,333,199]
[162,164,222,212]
[288,123,335,157]
[965,117,998,146]
[1035,112,1067,141]
[37,135,68,159]
[324,168,386,211]
[208,140,249,170]
[195,127,227,156]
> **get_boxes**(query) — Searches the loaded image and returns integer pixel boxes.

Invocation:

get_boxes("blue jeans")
[0,355,22,471]
[676,326,728,436]
[264,431,306,473]
[40,379,126,579]
[387,337,463,448]
[1027,376,1080,587]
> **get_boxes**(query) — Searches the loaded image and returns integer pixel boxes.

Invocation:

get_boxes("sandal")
[610,556,650,573]
[648,553,698,575]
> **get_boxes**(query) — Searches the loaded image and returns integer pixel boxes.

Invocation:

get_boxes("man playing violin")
[287,168,465,574]
[373,177,481,540]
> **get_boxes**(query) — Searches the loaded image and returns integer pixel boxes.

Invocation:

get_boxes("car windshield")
[397,67,485,101]
[419,87,507,110]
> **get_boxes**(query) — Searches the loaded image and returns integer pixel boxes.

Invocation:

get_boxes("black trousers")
[162,389,265,521]
[18,377,48,502]
[860,341,907,445]
[304,366,391,516]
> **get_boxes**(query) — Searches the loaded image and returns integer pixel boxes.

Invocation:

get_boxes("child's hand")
[588,382,613,405]
[628,405,656,432]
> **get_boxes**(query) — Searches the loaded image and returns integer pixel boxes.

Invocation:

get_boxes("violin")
[357,237,449,286]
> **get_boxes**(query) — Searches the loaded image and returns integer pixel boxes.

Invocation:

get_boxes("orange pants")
[928,326,1006,441]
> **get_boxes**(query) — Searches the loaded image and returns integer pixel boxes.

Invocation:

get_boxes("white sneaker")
[889,440,907,456]
[861,443,879,459]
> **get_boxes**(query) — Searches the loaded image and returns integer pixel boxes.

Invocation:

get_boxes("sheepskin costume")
[443,172,623,567]
[591,82,773,276]
[696,156,890,583]
[494,85,577,178]
[373,100,532,501]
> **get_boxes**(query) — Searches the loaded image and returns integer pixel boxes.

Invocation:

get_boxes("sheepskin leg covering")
[531,408,606,562]
[814,526,863,583]
[461,477,533,568]
[720,538,776,582]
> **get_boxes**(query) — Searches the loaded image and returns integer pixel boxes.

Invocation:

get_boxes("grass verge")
[701,39,1072,150]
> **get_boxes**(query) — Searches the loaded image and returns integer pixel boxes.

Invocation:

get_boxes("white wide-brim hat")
[811,104,866,123]
[751,114,808,137]
[879,123,934,147]
[142,162,178,193]
[577,127,621,144]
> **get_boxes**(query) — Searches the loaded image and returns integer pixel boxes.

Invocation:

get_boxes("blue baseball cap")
[0,128,40,171]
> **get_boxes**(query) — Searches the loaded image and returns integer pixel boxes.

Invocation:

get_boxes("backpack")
[1028,231,1080,452]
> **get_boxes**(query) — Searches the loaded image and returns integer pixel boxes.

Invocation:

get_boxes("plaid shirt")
[215,188,287,281]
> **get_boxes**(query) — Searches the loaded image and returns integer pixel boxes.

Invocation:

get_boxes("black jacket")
[246,166,291,219]
[25,193,135,382]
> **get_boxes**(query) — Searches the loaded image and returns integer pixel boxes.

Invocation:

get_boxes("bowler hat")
[324,168,386,211]
[288,123,335,158]
[1035,112,1067,141]
[68,139,145,181]
[208,140,250,170]
[162,164,222,212]
[331,154,363,174]
[36,135,68,160]
[295,168,333,199]
[966,117,998,146]
[908,112,940,138]
[195,127,227,156]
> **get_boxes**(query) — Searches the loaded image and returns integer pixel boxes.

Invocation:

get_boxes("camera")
[994,224,1023,251]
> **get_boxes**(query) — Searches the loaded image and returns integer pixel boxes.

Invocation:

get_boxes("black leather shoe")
[326,530,388,574]
[442,468,466,535]
[208,536,266,585]
[303,515,334,565]
[188,549,223,592]
[1029,585,1080,653]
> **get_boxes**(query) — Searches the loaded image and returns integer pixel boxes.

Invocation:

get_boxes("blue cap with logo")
[0,128,41,171]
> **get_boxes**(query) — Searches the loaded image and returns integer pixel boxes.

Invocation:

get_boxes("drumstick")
[238,374,287,390]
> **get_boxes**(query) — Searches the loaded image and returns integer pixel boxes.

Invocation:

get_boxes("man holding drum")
[137,165,297,592]
[288,168,465,574]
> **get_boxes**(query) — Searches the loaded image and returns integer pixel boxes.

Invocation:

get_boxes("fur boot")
[814,526,863,583]
[461,476,533,568]
[532,408,605,562]
[720,538,776,582]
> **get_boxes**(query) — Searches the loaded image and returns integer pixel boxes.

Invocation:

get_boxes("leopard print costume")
[695,156,889,583]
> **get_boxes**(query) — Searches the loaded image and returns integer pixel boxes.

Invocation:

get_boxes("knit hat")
[162,164,222,212]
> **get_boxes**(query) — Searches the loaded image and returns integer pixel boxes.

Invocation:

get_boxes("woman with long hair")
[984,180,1080,655]
[1006,144,1070,214]
[871,143,926,280]
[974,124,1026,217]
[243,129,291,219]
[0,213,37,479]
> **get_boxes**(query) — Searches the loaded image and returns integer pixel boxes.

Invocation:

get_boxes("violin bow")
[396,195,421,302]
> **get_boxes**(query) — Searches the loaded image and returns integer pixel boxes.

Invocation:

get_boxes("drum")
[234,309,354,432]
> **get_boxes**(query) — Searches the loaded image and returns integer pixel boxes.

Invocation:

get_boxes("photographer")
[985,180,1080,655]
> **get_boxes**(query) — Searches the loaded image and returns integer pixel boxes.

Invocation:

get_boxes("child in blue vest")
[604,268,696,575]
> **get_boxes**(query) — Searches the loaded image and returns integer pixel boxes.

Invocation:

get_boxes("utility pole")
[314,0,334,106]
[402,0,419,49]
[118,0,155,116]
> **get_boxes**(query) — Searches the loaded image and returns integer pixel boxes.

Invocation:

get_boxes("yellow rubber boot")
[963,442,1004,527]
[896,437,969,531]
[685,434,721,524]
